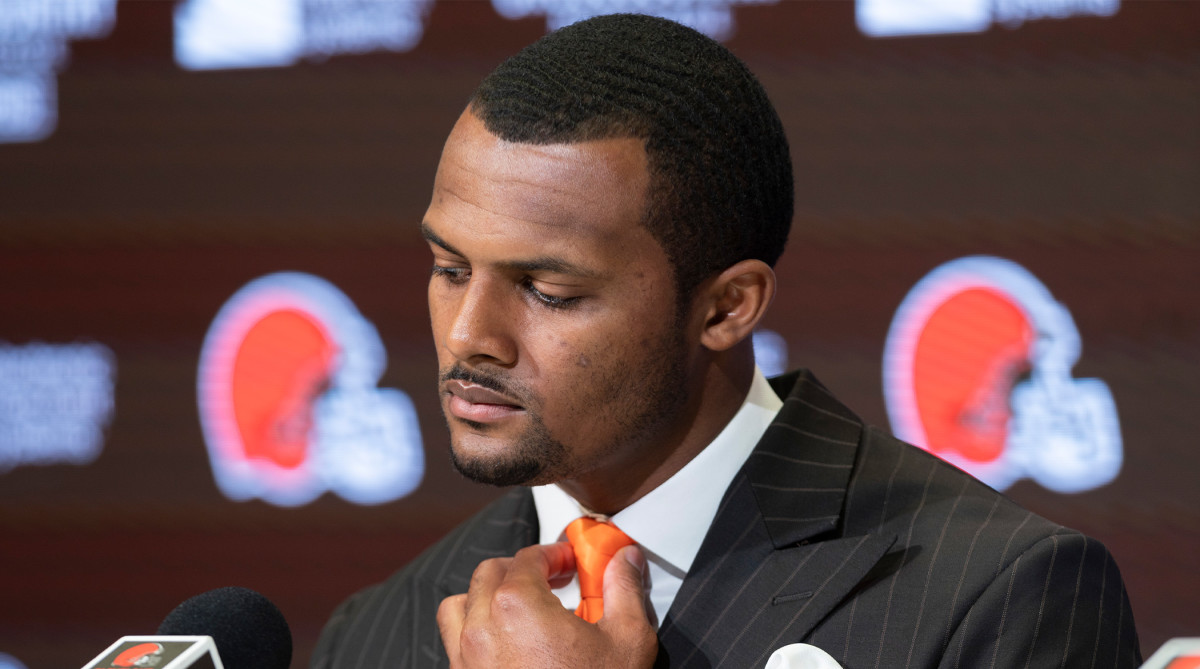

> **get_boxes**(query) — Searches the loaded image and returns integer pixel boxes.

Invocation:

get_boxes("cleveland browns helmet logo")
[884,256,1122,493]
[198,272,424,506]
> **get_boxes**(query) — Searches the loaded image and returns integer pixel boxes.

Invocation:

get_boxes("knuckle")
[469,557,506,586]
[490,583,527,615]
[511,544,541,563]
[459,625,495,656]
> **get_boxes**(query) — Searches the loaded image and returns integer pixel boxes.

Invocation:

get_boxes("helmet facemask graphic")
[198,272,424,506]
[884,256,1122,493]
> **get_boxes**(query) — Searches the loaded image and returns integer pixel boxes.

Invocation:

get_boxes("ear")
[697,259,776,352]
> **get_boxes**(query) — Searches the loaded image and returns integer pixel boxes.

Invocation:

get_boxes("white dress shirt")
[532,367,783,625]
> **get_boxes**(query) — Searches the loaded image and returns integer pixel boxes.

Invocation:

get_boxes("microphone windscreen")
[157,586,292,669]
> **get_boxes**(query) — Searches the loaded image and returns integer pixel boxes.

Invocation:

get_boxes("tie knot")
[565,517,635,623]
[566,517,634,557]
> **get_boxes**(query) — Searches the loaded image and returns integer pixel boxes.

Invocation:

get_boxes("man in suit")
[312,14,1141,668]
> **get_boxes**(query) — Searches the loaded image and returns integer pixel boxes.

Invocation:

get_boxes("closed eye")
[522,278,581,310]
[431,264,468,285]
[433,264,580,309]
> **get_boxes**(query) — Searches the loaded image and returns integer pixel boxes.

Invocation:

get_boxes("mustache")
[440,364,522,400]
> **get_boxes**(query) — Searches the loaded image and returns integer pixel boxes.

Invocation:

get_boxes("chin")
[448,444,546,487]
[446,423,567,488]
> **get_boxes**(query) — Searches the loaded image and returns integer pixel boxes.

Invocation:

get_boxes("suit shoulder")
[945,527,1142,666]
[848,425,1058,532]
[309,488,536,668]
[820,426,1140,667]
[841,423,1084,597]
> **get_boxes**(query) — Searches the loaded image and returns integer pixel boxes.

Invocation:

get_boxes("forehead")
[425,111,653,257]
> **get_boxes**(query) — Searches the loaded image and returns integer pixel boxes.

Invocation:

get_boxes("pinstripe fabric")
[311,370,1141,669]
[310,491,537,669]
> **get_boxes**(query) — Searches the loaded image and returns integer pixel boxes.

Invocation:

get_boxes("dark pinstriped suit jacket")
[311,370,1141,668]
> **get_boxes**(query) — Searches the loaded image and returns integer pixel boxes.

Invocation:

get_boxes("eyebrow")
[421,221,603,280]
[421,222,461,257]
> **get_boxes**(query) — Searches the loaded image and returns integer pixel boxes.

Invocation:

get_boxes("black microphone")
[81,587,291,669]
[157,587,292,669]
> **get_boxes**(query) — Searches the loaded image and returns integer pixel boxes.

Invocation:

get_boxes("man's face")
[423,111,692,495]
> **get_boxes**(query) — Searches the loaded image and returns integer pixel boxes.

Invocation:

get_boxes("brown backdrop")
[1,2,1197,667]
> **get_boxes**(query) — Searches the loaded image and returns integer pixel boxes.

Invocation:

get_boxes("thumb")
[599,545,656,628]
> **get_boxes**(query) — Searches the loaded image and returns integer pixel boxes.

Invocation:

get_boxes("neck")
[557,345,756,515]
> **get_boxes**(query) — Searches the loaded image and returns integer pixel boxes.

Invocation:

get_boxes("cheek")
[543,339,593,380]
[552,333,599,371]
[538,331,617,392]
[548,328,657,401]
[427,286,457,350]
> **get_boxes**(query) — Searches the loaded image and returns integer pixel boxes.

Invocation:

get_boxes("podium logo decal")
[199,272,423,506]
[883,256,1122,493]
[112,642,163,667]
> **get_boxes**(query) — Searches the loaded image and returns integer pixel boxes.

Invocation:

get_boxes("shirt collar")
[533,367,782,574]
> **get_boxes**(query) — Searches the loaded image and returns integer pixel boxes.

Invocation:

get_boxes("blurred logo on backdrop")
[883,256,1122,493]
[0,0,117,143]
[174,0,436,70]
[857,0,1120,38]
[752,329,789,379]
[491,0,777,41]
[173,0,775,69]
[0,341,115,473]
[198,272,423,507]
[2,0,1128,143]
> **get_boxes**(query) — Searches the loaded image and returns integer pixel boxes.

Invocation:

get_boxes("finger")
[597,545,658,665]
[507,542,577,590]
[464,557,511,622]
[436,593,467,664]
[545,541,578,589]
[598,545,655,628]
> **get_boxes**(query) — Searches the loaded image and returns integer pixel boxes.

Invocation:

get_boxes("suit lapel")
[430,487,539,600]
[658,371,896,667]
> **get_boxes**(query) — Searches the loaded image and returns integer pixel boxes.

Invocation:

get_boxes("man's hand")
[437,542,658,668]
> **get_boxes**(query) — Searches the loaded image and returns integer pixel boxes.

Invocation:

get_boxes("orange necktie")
[565,517,635,623]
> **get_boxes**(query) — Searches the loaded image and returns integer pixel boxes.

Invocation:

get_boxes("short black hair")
[469,13,793,302]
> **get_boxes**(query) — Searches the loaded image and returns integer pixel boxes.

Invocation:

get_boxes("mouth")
[443,379,525,423]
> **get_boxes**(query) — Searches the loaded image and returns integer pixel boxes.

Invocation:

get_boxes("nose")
[440,276,518,367]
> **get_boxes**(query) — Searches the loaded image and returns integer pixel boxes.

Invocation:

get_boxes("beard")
[446,408,565,487]
[439,325,688,489]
